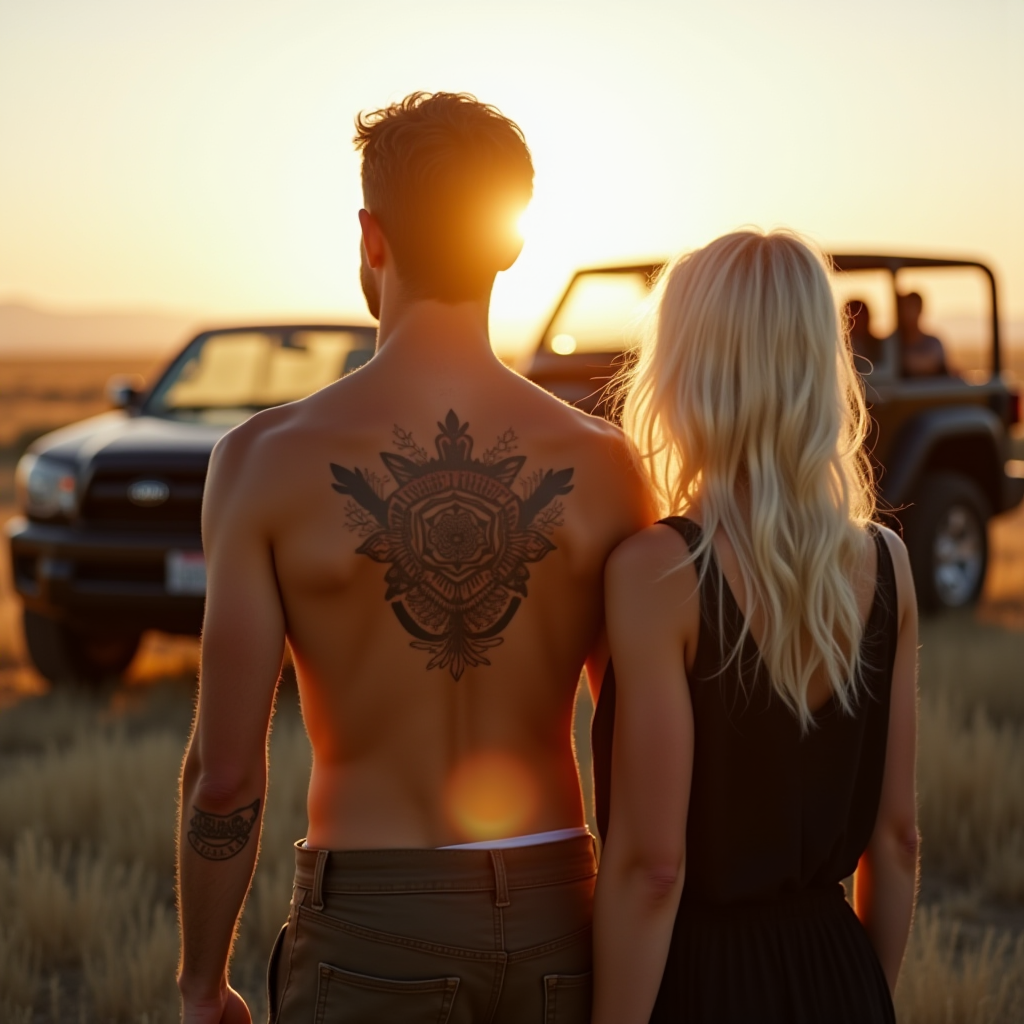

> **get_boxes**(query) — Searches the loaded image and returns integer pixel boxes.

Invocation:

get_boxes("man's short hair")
[354,92,534,302]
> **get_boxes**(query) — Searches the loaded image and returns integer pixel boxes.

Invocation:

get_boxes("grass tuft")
[896,906,1024,1023]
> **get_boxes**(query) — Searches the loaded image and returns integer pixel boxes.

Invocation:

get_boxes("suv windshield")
[144,327,375,424]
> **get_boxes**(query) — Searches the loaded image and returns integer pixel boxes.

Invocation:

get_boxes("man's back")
[176,92,651,1023]
[220,345,648,849]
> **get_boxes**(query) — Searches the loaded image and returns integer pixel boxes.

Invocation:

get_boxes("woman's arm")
[592,526,699,1024]
[853,527,920,994]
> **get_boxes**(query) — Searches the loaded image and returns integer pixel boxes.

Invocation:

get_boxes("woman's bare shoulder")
[606,522,696,590]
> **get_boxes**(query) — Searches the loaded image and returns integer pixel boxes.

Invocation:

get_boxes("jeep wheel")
[904,472,989,612]
[22,610,142,685]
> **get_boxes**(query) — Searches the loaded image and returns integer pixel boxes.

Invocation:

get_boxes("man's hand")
[181,986,252,1024]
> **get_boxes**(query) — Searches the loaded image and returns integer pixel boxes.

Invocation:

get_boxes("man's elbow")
[188,764,264,811]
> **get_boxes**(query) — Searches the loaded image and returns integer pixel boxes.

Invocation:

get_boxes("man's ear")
[494,235,524,272]
[358,209,388,269]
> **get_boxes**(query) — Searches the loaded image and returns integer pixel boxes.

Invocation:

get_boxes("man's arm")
[177,426,287,1022]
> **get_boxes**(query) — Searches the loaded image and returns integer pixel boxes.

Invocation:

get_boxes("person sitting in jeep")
[898,291,947,377]
[845,298,883,368]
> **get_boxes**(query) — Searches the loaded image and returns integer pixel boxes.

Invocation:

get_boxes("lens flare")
[515,206,533,242]
[444,751,539,842]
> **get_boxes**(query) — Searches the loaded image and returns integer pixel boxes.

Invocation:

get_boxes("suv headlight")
[14,453,79,519]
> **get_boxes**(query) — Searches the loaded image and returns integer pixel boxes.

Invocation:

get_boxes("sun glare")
[444,750,539,842]
[515,205,533,242]
[550,333,578,355]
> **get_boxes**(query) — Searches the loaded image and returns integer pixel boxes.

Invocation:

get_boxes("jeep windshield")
[541,267,656,355]
[143,327,376,424]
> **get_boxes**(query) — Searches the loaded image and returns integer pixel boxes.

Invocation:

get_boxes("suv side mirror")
[106,374,145,410]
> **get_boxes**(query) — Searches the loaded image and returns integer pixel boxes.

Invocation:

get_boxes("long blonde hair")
[622,229,875,728]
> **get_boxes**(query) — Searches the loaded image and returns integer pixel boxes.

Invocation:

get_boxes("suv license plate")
[166,550,207,595]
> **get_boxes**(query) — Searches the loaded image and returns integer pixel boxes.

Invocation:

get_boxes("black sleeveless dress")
[593,517,899,1024]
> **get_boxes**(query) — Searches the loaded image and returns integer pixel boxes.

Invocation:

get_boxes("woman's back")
[593,518,900,1022]
[597,516,897,902]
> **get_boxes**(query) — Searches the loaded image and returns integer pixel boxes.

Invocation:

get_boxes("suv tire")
[904,471,989,612]
[22,610,142,685]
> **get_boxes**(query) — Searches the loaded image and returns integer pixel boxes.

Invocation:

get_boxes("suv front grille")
[79,468,205,530]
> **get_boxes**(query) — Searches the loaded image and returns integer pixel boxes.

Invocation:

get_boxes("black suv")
[7,324,375,683]
[526,254,1024,611]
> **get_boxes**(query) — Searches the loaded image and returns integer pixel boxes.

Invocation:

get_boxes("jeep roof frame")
[830,254,1000,375]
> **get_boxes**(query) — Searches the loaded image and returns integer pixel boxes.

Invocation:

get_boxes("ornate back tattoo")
[330,411,574,680]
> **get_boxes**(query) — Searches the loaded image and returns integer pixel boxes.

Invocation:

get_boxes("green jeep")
[525,255,1024,611]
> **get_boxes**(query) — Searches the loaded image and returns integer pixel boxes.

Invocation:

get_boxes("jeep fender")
[881,405,1006,512]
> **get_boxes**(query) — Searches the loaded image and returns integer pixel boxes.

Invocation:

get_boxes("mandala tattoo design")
[330,411,574,680]
[187,799,260,861]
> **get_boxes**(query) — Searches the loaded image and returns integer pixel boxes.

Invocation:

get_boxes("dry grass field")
[1,359,1023,1021]
[0,358,162,452]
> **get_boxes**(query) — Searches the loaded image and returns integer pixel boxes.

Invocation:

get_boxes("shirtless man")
[176,92,652,1024]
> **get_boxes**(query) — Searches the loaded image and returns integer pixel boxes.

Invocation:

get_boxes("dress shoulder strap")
[657,515,705,551]
[867,523,899,644]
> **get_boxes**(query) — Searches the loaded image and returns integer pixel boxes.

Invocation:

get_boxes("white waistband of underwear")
[438,826,591,851]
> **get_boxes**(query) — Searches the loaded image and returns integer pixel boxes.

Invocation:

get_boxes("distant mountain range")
[0,303,200,357]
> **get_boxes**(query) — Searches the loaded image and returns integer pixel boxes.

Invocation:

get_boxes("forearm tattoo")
[187,799,260,861]
[330,410,574,680]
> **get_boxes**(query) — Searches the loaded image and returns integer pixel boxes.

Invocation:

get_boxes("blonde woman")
[591,231,919,1023]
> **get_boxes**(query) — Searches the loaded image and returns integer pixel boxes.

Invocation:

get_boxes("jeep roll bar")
[543,255,1002,376]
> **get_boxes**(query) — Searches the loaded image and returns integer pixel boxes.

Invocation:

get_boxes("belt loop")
[490,850,511,908]
[311,849,328,911]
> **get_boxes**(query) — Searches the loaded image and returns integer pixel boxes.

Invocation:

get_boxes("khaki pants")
[268,836,597,1024]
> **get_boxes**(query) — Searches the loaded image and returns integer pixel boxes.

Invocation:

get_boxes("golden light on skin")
[515,205,533,244]
[550,333,577,355]
[444,751,539,842]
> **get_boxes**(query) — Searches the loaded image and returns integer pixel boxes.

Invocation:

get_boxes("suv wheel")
[22,610,142,685]
[904,472,989,612]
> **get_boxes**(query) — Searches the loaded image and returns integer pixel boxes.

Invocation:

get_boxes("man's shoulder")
[507,374,628,449]
[518,405,654,533]
[212,400,309,471]
[204,395,345,514]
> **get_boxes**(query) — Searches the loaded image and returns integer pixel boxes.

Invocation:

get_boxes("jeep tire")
[904,471,989,612]
[22,610,142,685]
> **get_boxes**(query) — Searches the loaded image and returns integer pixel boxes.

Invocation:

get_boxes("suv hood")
[31,412,231,470]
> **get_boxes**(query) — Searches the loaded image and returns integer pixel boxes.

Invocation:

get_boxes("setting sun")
[2,1,1021,363]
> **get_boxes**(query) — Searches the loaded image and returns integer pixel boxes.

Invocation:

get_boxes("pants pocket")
[543,972,593,1024]
[314,962,459,1024]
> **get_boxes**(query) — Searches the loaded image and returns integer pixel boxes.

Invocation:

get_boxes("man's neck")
[375,289,497,367]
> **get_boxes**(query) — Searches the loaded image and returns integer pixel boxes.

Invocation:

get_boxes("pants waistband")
[293,835,597,911]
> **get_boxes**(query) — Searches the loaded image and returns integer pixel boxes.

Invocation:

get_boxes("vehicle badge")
[127,479,171,507]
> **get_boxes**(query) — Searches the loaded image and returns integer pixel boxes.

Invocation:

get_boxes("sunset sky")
[2,0,1023,357]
